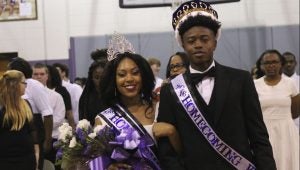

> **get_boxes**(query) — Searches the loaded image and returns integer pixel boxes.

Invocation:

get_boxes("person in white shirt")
[8,58,53,170]
[282,51,299,130]
[53,63,83,124]
[32,63,66,164]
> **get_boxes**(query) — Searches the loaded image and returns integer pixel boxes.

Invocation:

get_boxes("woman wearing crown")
[94,33,181,170]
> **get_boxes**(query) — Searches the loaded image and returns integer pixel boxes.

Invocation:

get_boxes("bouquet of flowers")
[54,120,115,169]
[54,119,153,170]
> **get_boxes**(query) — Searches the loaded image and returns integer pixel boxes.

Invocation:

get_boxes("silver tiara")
[107,32,135,61]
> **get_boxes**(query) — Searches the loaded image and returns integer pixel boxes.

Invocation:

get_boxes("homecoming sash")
[171,74,256,170]
[99,104,161,170]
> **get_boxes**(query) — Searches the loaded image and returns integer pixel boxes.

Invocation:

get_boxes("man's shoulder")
[216,64,250,78]
[48,88,63,98]
[26,79,49,95]
[27,78,44,88]
[63,81,83,92]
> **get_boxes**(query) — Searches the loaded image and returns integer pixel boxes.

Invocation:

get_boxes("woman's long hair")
[79,61,106,120]
[99,52,155,113]
[0,70,32,131]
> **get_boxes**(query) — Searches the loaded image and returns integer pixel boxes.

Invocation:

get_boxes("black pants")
[44,139,57,163]
[44,139,62,170]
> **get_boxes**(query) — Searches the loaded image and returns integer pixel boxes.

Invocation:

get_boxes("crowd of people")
[0,0,299,170]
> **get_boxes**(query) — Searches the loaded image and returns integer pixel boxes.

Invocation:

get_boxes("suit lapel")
[214,63,230,124]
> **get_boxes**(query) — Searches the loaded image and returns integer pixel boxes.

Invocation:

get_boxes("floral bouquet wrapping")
[55,119,155,170]
[108,126,155,170]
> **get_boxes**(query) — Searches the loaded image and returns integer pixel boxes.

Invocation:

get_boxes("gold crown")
[172,0,218,30]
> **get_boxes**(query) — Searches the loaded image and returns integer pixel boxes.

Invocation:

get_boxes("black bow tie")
[190,67,216,84]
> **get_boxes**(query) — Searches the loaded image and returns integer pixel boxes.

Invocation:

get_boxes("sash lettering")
[99,106,161,170]
[171,74,256,170]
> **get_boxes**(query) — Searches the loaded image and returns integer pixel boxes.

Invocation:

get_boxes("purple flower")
[83,144,92,156]
[56,148,63,160]
[76,128,87,144]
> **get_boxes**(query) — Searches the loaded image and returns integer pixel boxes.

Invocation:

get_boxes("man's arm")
[31,82,54,153]
[59,87,76,129]
[157,84,185,170]
[66,110,76,130]
[242,72,276,170]
[43,115,53,153]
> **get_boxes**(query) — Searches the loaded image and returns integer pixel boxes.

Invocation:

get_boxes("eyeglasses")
[170,63,185,70]
[21,81,27,85]
[261,60,281,65]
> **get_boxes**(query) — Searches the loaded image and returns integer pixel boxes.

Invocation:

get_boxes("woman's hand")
[94,116,103,126]
[107,162,132,170]
[291,93,300,119]
[153,122,182,154]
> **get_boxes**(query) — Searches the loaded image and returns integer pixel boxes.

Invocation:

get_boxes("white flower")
[58,123,73,142]
[93,125,105,134]
[69,137,77,148]
[76,119,91,131]
[88,132,97,139]
[58,123,70,133]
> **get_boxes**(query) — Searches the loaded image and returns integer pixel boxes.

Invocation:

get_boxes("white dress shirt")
[45,87,66,139]
[189,61,215,105]
[22,78,53,117]
[62,80,83,124]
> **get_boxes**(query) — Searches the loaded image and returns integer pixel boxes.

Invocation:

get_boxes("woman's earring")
[141,92,144,99]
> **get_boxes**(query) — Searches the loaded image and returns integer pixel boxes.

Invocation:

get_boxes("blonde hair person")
[0,70,32,130]
[0,70,39,170]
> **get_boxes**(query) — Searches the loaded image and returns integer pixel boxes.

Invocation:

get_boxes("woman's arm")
[152,122,182,153]
[28,117,40,170]
[94,116,103,126]
[34,144,40,169]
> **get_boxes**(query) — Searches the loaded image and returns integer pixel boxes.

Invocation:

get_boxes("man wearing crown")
[157,1,276,170]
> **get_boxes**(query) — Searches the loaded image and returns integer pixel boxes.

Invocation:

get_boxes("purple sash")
[171,74,256,170]
[99,104,161,170]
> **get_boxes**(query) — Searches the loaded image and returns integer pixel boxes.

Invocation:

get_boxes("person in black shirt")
[47,65,75,130]
[0,70,39,170]
[79,61,107,126]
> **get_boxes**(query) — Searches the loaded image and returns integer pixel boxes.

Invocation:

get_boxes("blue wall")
[71,25,299,79]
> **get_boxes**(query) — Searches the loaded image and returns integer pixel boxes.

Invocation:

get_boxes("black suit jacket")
[157,62,276,170]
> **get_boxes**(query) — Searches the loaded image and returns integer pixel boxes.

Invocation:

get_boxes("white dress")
[254,76,299,170]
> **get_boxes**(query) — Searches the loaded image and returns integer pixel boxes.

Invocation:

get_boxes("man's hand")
[43,115,53,153]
